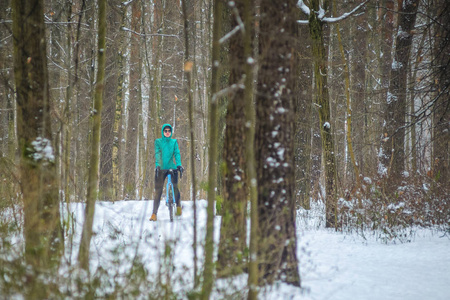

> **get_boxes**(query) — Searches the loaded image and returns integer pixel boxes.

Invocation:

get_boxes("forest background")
[0,0,449,298]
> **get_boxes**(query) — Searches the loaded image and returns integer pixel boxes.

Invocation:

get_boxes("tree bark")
[382,0,419,194]
[181,0,200,287]
[295,24,313,210]
[432,0,450,190]
[201,0,222,297]
[78,0,107,271]
[12,0,63,294]
[256,0,300,286]
[217,0,249,278]
[308,0,338,228]
[124,0,141,198]
[112,4,128,201]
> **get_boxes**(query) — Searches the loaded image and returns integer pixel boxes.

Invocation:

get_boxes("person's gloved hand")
[155,166,160,181]
[177,166,184,178]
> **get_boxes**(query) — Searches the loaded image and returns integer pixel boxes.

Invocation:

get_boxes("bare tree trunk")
[112,4,128,201]
[78,0,107,271]
[124,0,141,198]
[308,0,338,228]
[256,0,300,286]
[432,0,450,190]
[239,0,259,297]
[217,0,249,278]
[181,0,199,287]
[0,0,16,199]
[350,6,368,179]
[201,0,222,297]
[334,4,361,192]
[382,0,419,194]
[295,23,313,210]
[63,1,74,203]
[12,0,63,295]
[100,0,122,201]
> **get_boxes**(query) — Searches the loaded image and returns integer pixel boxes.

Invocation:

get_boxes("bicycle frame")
[165,170,177,221]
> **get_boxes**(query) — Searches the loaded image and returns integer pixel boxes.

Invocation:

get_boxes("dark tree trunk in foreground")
[12,0,63,295]
[255,0,300,287]
[217,0,248,278]
[201,0,222,298]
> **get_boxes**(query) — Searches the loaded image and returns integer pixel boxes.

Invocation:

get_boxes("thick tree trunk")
[256,0,300,286]
[238,0,259,297]
[217,0,248,278]
[12,0,63,295]
[382,0,419,194]
[100,0,122,201]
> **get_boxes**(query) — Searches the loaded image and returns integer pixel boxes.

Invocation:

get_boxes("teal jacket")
[154,124,182,170]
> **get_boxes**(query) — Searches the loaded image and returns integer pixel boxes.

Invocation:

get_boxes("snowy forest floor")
[63,199,450,299]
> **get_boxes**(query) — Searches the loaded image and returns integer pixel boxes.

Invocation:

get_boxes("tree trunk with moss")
[308,0,338,228]
[201,0,222,298]
[112,4,128,201]
[12,0,63,295]
[217,0,249,278]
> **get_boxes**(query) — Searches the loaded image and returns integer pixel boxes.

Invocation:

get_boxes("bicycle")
[165,169,181,222]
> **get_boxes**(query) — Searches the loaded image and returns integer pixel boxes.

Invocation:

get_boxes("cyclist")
[150,124,184,221]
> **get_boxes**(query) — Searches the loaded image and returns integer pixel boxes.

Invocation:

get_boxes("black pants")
[153,169,181,215]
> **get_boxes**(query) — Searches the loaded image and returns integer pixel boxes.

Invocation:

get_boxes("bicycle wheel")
[168,185,174,222]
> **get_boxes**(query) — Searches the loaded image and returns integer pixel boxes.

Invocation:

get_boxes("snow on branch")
[220,26,241,44]
[296,0,370,24]
[219,5,245,44]
[297,0,311,15]
[323,0,370,23]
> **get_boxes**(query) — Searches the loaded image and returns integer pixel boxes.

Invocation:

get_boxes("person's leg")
[172,172,181,207]
[152,170,166,215]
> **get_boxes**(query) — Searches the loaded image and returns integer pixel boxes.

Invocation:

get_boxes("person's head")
[162,124,173,138]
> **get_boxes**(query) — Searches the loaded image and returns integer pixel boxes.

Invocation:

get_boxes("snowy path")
[66,200,450,299]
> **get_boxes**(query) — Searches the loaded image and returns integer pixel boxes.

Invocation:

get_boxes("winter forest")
[0,0,449,298]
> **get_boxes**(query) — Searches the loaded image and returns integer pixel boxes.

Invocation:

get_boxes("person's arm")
[154,139,161,167]
[174,140,182,167]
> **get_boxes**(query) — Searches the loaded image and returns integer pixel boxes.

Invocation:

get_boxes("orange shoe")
[149,214,157,221]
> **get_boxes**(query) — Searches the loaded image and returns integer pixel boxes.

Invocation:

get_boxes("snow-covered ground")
[65,200,450,299]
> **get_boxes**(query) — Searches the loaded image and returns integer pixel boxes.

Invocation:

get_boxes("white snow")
[62,199,450,299]
[30,137,55,162]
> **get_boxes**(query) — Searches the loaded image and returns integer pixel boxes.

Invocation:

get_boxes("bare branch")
[323,0,370,23]
[297,0,370,25]
[120,26,178,38]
